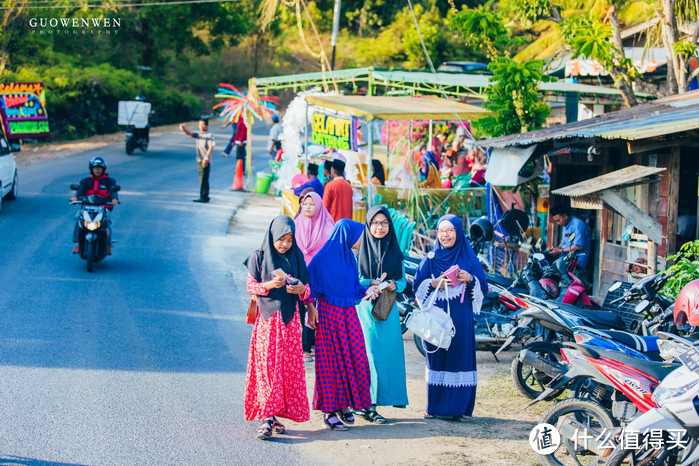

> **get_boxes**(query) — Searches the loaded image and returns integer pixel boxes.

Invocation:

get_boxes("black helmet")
[89,156,107,171]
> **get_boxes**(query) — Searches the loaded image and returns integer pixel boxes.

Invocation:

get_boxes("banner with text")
[311,113,358,151]
[0,82,50,139]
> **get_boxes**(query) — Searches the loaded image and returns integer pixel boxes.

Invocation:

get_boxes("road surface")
[0,123,310,464]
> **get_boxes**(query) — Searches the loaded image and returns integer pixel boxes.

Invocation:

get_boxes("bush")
[661,240,699,299]
[6,62,201,140]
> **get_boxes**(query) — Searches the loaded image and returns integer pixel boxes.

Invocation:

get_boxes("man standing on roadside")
[323,159,354,222]
[180,118,215,203]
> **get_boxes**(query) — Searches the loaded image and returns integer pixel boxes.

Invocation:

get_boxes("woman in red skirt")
[244,216,317,440]
[308,219,379,430]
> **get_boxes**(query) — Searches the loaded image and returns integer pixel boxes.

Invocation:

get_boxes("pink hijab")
[294,192,336,264]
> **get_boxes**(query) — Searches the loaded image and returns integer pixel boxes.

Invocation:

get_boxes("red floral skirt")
[244,308,310,422]
[313,298,371,413]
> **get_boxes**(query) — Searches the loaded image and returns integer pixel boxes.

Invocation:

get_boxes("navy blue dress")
[413,215,488,417]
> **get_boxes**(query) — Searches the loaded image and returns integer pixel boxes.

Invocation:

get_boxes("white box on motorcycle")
[118,101,150,128]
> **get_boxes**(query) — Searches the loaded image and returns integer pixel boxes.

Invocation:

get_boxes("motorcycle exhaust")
[557,415,615,457]
[517,349,566,377]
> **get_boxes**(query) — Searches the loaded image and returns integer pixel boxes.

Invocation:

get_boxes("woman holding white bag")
[413,214,488,422]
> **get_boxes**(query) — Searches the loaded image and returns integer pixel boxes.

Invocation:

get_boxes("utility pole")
[330,0,341,69]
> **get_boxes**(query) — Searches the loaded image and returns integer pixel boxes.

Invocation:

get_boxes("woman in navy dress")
[413,214,488,421]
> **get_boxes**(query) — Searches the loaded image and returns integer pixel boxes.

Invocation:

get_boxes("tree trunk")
[658,0,681,93]
[608,6,638,106]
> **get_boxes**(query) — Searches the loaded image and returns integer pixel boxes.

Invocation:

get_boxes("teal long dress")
[356,266,409,407]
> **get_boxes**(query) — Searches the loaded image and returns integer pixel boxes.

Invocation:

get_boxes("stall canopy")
[304,95,490,121]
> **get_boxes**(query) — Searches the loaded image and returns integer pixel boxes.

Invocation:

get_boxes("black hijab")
[371,159,385,185]
[244,216,309,324]
[358,206,404,281]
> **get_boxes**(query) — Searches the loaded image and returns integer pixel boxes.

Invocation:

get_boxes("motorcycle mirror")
[70,183,80,190]
[608,281,622,292]
[634,299,651,314]
[112,185,121,192]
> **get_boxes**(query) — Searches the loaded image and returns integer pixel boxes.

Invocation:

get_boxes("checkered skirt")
[313,298,372,413]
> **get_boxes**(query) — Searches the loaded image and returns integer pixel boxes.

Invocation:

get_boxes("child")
[243,216,317,439]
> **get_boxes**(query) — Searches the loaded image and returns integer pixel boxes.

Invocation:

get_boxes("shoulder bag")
[405,278,455,352]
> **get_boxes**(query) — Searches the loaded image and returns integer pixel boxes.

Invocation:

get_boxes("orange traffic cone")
[232,159,244,191]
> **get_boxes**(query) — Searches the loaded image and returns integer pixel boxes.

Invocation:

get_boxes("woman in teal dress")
[355,205,409,422]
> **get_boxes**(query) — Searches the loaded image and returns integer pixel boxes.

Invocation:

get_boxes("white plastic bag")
[406,279,455,352]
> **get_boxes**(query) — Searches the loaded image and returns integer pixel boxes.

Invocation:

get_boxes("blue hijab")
[420,151,439,179]
[413,215,487,293]
[308,219,366,307]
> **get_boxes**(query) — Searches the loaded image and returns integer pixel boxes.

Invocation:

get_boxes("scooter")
[70,183,119,272]
[125,124,149,155]
[606,343,699,465]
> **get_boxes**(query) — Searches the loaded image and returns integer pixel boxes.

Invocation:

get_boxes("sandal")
[271,417,286,434]
[338,408,355,425]
[303,352,314,362]
[256,419,273,440]
[452,415,470,423]
[363,408,386,424]
[324,413,348,431]
[423,413,435,419]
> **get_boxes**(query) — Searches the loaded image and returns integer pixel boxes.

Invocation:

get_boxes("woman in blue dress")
[355,206,409,423]
[413,214,488,421]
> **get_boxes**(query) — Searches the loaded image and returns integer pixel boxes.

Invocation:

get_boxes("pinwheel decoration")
[213,82,278,125]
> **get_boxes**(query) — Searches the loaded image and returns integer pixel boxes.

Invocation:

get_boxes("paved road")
[0,123,308,464]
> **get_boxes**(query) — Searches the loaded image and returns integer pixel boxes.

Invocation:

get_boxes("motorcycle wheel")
[511,341,563,400]
[538,398,618,466]
[414,333,426,357]
[86,241,95,273]
[126,141,135,155]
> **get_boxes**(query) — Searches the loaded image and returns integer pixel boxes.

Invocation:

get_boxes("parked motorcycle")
[70,183,119,272]
[606,343,699,465]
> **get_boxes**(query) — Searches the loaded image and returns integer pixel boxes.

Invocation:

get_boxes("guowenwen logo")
[29,17,121,35]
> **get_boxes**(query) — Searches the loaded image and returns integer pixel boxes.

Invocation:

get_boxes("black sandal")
[338,409,355,425]
[364,408,387,424]
[324,413,348,431]
[256,419,273,440]
[272,417,286,434]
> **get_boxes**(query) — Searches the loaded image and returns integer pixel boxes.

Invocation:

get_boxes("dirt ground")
[230,194,549,466]
[21,133,549,465]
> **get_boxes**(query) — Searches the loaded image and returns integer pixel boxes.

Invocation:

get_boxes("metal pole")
[330,0,341,70]
[428,119,433,152]
[246,111,253,190]
[367,120,374,207]
[304,103,309,173]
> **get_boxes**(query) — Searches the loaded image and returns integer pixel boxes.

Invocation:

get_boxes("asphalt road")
[0,123,308,464]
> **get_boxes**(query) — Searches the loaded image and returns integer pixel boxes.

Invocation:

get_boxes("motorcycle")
[125,124,149,155]
[70,183,120,272]
[606,343,699,465]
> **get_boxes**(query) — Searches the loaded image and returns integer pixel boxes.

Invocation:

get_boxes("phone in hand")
[288,279,299,286]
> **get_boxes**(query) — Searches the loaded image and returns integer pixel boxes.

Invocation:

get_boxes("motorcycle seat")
[599,329,660,353]
[486,273,514,288]
[577,343,679,381]
[555,302,626,329]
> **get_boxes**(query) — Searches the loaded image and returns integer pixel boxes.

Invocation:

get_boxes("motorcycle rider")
[71,156,119,255]
[132,94,150,145]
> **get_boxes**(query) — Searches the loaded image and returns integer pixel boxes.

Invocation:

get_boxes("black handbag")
[371,289,396,321]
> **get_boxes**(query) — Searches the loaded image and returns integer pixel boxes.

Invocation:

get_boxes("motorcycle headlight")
[84,221,100,231]
[652,378,699,404]
[657,340,688,362]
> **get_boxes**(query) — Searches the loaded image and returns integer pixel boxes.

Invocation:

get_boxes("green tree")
[450,1,552,137]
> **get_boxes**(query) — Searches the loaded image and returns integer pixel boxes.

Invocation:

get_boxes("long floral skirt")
[313,298,372,413]
[244,308,310,422]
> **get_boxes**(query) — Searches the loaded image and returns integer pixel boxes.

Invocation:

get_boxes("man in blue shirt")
[547,203,591,272]
[293,163,323,198]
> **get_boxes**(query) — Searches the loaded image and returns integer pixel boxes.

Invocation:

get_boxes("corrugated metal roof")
[480,90,699,148]
[552,165,666,197]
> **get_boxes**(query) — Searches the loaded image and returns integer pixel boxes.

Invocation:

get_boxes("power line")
[1,0,237,9]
